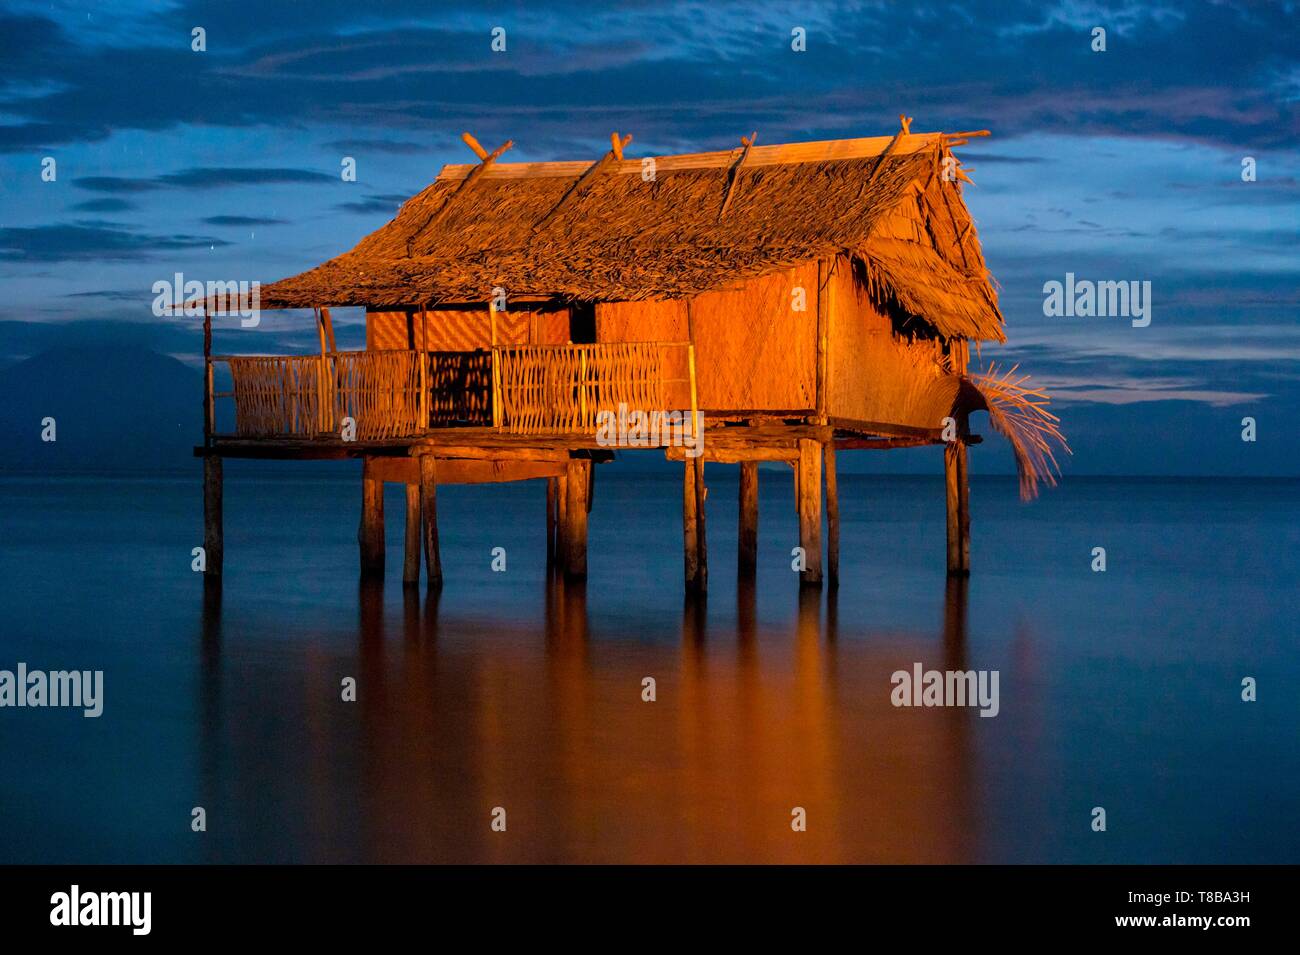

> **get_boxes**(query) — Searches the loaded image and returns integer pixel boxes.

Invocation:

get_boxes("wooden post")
[958,442,970,573]
[359,458,385,578]
[555,473,569,575]
[202,306,213,445]
[420,453,443,589]
[694,457,707,588]
[683,459,708,592]
[320,306,337,354]
[797,438,823,587]
[417,306,428,432]
[686,300,700,438]
[563,458,590,579]
[403,482,421,585]
[203,455,223,577]
[824,442,839,588]
[315,307,332,434]
[545,476,558,569]
[815,258,830,424]
[683,459,698,589]
[489,299,502,429]
[683,300,707,592]
[738,460,758,575]
[945,440,971,576]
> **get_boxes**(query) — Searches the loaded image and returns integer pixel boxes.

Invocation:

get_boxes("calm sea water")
[0,468,1296,864]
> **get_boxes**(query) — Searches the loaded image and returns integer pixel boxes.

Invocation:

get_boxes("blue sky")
[0,0,1297,474]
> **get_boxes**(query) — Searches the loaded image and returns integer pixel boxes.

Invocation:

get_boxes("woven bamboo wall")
[826,254,954,429]
[595,262,817,412]
[695,262,817,411]
[366,307,570,350]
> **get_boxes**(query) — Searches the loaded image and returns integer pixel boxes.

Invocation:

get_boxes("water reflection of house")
[198,579,986,862]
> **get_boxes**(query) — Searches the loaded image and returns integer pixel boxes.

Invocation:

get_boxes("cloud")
[70,197,137,212]
[72,176,160,194]
[201,215,289,226]
[156,167,336,188]
[0,223,230,262]
[72,168,336,193]
[335,193,412,215]
[956,152,1047,165]
[1,2,1295,155]
[1033,373,1269,407]
[323,138,432,154]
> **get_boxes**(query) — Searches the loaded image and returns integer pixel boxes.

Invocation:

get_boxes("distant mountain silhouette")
[0,346,201,472]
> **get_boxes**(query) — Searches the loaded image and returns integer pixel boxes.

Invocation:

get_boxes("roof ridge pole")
[717,131,757,221]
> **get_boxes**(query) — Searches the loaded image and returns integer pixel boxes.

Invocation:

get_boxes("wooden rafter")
[863,125,908,189]
[532,132,631,235]
[717,131,757,221]
[405,132,513,256]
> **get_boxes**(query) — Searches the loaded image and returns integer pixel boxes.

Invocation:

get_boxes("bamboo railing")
[210,343,689,440]
[495,342,691,434]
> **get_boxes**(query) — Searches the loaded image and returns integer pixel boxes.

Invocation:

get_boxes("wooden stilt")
[945,440,971,576]
[403,482,421,585]
[738,460,758,576]
[958,441,970,572]
[359,458,385,578]
[796,438,823,587]
[555,473,569,575]
[419,453,442,589]
[693,456,708,589]
[824,442,839,588]
[545,476,558,569]
[563,458,590,579]
[203,455,223,577]
[683,460,701,591]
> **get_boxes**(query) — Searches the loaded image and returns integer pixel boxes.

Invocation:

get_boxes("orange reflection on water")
[200,576,986,863]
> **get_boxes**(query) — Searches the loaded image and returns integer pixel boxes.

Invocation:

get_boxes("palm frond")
[970,363,1070,500]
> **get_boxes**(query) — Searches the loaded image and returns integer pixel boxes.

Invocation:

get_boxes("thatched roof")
[260,130,1005,341]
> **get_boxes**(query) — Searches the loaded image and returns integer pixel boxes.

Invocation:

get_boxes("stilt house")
[197,124,1065,591]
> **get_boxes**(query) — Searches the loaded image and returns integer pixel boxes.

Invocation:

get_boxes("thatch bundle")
[969,364,1070,499]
